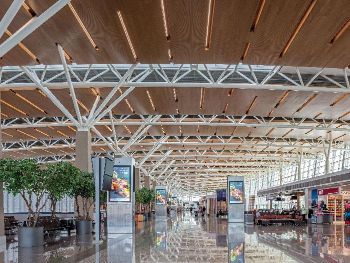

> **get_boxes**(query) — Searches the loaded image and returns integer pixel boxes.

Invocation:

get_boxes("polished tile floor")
[2,213,350,262]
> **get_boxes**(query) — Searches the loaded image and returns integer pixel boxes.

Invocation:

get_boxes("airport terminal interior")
[1,0,350,262]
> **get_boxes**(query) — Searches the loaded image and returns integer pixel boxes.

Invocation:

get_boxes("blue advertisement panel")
[311,188,318,208]
[216,189,227,201]
[109,166,131,202]
[229,181,244,204]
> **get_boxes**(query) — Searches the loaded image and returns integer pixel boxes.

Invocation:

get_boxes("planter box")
[18,226,44,247]
[76,220,92,235]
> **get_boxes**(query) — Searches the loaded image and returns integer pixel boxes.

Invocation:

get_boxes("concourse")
[0,0,350,262]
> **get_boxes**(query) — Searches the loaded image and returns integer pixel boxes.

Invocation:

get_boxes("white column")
[75,128,92,172]
[0,91,5,252]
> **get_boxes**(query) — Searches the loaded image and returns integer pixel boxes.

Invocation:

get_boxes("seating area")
[255,210,305,226]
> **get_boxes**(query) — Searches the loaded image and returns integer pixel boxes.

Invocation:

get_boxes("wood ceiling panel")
[117,0,169,62]
[165,0,208,63]
[270,91,312,117]
[245,0,313,66]
[281,0,350,68]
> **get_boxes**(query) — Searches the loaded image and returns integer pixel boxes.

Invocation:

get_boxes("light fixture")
[77,99,89,113]
[68,3,99,50]
[5,30,39,63]
[34,128,50,138]
[250,0,266,32]
[314,112,322,118]
[16,129,37,140]
[2,131,13,138]
[246,96,258,115]
[295,94,317,113]
[10,90,47,114]
[173,88,178,102]
[279,0,317,57]
[282,129,294,138]
[241,42,250,61]
[222,103,228,114]
[22,2,36,17]
[1,112,8,118]
[0,99,27,116]
[200,88,205,109]
[125,99,135,113]
[330,94,348,106]
[265,128,274,136]
[56,130,70,138]
[205,0,215,50]
[160,0,170,41]
[330,19,350,44]
[67,126,76,132]
[124,125,132,134]
[146,90,156,111]
[161,125,166,135]
[117,10,138,60]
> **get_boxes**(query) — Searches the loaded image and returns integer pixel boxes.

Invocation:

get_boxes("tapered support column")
[75,128,92,172]
[144,175,150,189]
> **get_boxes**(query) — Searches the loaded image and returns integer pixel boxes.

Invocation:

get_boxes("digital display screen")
[216,189,227,201]
[109,166,131,202]
[229,181,244,204]
[156,189,167,205]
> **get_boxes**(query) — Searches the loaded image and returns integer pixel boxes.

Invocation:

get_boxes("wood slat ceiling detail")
[0,0,350,67]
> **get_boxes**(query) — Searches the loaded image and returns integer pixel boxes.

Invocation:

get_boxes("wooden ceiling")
[1,0,350,67]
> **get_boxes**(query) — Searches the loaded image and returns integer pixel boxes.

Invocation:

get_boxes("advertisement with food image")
[110,166,131,202]
[156,189,167,205]
[229,181,244,204]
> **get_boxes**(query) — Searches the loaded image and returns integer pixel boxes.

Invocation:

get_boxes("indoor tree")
[46,162,79,218]
[0,158,49,227]
[70,171,95,221]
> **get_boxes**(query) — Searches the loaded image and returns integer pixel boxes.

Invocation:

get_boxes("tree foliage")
[45,162,79,218]
[0,158,49,227]
[135,187,155,213]
[69,171,95,220]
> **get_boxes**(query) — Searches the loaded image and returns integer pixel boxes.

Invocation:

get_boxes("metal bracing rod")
[21,67,80,127]
[0,0,25,39]
[156,160,176,178]
[148,150,173,175]
[0,0,71,57]
[138,136,168,166]
[88,64,137,125]
[57,44,82,125]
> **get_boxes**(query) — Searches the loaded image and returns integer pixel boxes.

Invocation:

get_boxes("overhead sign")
[318,187,339,195]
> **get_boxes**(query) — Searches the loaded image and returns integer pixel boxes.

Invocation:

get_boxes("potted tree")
[0,158,49,247]
[69,171,95,235]
[46,162,78,218]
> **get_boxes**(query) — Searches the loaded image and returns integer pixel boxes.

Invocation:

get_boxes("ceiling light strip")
[330,94,348,106]
[16,129,37,140]
[5,30,39,63]
[10,90,47,114]
[34,128,50,137]
[22,2,37,17]
[280,0,317,57]
[146,90,156,111]
[68,3,99,50]
[125,99,135,113]
[245,96,258,115]
[295,94,317,112]
[2,131,13,137]
[250,0,266,32]
[160,0,170,41]
[241,42,251,61]
[200,88,205,109]
[205,0,215,50]
[124,125,132,134]
[330,19,350,44]
[117,11,138,60]
[0,99,27,115]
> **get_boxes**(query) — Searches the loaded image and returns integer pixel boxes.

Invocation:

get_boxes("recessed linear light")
[77,99,89,113]
[282,129,294,138]
[330,94,348,107]
[57,130,70,138]
[200,88,205,110]
[338,110,350,119]
[2,131,13,138]
[161,125,166,135]
[10,90,47,114]
[250,0,266,32]
[205,0,215,50]
[330,19,350,44]
[124,125,132,134]
[222,103,228,114]
[173,88,178,102]
[34,128,50,138]
[146,90,156,111]
[168,49,173,62]
[22,2,36,17]
[1,112,8,118]
[246,96,258,115]
[125,99,135,113]
[5,30,39,63]
[68,3,99,50]
[295,94,317,113]
[279,0,317,58]
[265,128,274,137]
[314,112,322,118]
[16,129,37,140]
[67,126,76,132]
[241,42,250,61]
[117,10,138,61]
[105,125,112,132]
[160,0,170,41]
[0,99,27,116]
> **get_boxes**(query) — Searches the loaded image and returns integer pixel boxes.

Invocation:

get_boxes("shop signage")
[318,187,339,195]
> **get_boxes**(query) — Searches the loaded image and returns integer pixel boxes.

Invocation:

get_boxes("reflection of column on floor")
[0,92,5,262]
[227,224,245,262]
[75,129,93,219]
[155,220,167,251]
[108,235,135,263]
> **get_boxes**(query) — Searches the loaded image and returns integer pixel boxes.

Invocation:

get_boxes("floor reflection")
[4,213,350,262]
